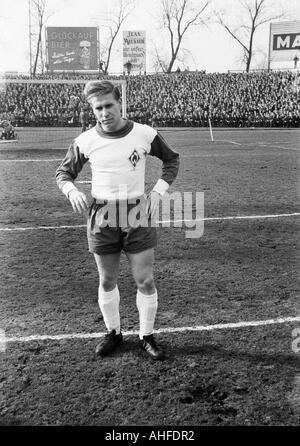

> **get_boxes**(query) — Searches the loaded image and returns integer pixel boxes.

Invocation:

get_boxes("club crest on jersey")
[129,149,140,168]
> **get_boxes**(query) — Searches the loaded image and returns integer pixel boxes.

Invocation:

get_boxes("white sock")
[136,289,158,340]
[98,286,121,334]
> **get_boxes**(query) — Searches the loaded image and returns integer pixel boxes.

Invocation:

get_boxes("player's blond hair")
[83,80,121,102]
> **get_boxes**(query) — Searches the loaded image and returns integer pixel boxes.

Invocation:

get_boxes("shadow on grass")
[166,342,300,368]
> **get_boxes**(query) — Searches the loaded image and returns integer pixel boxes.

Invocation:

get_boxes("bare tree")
[215,0,284,72]
[30,0,68,76]
[152,44,169,73]
[30,0,47,76]
[155,0,209,73]
[94,0,136,75]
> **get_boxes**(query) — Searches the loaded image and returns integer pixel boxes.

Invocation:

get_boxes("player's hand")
[68,189,89,214]
[146,191,161,220]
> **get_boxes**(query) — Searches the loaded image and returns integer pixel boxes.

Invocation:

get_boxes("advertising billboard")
[123,31,146,73]
[269,21,300,68]
[46,27,99,71]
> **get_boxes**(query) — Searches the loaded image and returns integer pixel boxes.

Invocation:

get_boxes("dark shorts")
[87,198,157,255]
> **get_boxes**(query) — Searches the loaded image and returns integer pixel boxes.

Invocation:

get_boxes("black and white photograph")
[0,0,299,431]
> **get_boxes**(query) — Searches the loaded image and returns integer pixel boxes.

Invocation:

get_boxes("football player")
[56,80,179,360]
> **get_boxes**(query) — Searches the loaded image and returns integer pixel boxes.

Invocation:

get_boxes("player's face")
[89,93,123,132]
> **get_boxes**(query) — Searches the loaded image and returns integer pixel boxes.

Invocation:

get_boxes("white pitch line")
[0,140,18,144]
[209,139,299,151]
[0,147,66,152]
[269,145,300,152]
[163,212,300,224]
[0,159,62,162]
[0,224,87,232]
[0,213,299,232]
[4,315,300,344]
[237,142,300,152]
[217,139,242,146]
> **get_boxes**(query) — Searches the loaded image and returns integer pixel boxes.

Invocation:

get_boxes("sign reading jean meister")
[46,27,99,71]
[123,31,146,73]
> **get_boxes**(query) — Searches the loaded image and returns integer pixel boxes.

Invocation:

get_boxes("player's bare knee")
[99,276,117,292]
[137,276,155,294]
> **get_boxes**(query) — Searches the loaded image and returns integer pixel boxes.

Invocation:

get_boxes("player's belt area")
[94,196,146,206]
[90,196,149,229]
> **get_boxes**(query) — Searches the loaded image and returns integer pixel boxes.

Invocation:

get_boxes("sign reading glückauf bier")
[46,27,99,71]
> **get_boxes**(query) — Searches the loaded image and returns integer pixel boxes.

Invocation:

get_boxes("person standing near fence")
[79,105,90,133]
[56,80,179,360]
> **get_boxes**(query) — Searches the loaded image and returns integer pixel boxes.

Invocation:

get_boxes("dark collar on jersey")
[95,119,134,139]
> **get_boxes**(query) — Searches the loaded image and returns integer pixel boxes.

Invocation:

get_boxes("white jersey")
[76,121,155,200]
[56,120,179,201]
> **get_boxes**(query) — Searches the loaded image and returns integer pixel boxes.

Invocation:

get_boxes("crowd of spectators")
[0,70,299,128]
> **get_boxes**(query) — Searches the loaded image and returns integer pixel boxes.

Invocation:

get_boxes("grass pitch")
[0,127,299,426]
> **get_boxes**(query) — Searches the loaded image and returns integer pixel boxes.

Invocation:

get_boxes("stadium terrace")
[0,71,299,129]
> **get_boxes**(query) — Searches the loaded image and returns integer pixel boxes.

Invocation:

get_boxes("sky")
[0,0,299,74]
